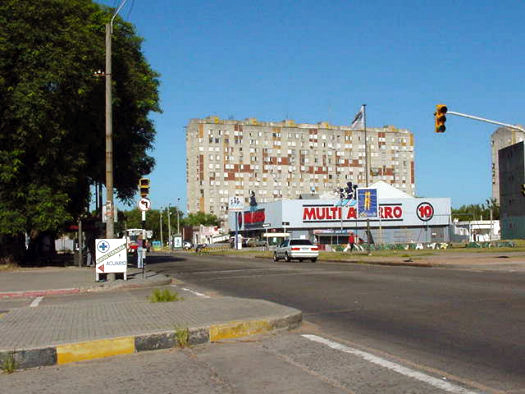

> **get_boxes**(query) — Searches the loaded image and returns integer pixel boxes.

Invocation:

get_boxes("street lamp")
[105,0,130,239]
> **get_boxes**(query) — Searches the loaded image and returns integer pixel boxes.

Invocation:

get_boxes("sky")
[97,0,525,212]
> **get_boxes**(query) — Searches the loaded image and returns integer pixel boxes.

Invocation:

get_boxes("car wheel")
[299,259,303,262]
[311,258,317,263]
[273,252,279,262]
[284,253,290,262]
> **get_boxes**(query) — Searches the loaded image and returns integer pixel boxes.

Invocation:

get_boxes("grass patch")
[148,288,183,303]
[174,326,189,348]
[1,351,17,374]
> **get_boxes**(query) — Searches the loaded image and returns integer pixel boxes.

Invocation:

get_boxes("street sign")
[95,238,127,281]
[102,204,118,223]
[138,198,152,211]
[173,235,182,249]
[228,196,243,211]
[357,188,378,218]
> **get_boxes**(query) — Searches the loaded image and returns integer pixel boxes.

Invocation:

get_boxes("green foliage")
[0,0,160,257]
[174,326,189,348]
[184,212,220,227]
[1,351,17,374]
[117,206,184,239]
[148,288,183,303]
[452,198,500,221]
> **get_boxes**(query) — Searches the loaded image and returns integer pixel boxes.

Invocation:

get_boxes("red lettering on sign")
[380,205,403,220]
[347,207,356,219]
[316,207,326,220]
[383,206,393,218]
[303,207,316,220]
[393,206,402,218]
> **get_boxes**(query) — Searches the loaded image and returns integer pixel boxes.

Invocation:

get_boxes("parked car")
[183,241,193,250]
[273,239,319,262]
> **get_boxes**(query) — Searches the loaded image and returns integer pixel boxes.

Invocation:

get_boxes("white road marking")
[171,285,210,298]
[302,334,477,394]
[30,296,44,307]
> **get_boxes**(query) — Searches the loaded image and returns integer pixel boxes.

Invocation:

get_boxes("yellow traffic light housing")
[139,177,150,197]
[435,104,448,133]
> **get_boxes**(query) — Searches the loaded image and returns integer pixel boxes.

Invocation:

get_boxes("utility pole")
[160,208,163,247]
[167,204,172,249]
[105,21,113,238]
[104,0,130,239]
[177,198,181,235]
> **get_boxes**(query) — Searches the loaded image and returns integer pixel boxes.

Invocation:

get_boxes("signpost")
[137,198,151,211]
[357,188,378,253]
[173,235,182,249]
[228,196,243,250]
[95,238,127,281]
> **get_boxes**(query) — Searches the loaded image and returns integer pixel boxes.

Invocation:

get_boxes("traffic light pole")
[447,111,525,132]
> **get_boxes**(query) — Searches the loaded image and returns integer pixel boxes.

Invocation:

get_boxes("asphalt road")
[147,252,525,392]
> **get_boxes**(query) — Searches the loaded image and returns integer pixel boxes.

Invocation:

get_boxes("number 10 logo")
[417,202,434,221]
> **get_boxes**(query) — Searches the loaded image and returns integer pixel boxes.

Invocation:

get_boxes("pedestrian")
[344,232,356,252]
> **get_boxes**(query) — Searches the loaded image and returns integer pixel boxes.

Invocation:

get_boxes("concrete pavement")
[0,265,302,370]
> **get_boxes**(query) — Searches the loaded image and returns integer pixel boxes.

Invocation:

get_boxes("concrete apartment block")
[491,126,525,204]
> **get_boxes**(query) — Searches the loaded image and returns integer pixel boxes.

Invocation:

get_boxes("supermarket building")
[228,182,451,245]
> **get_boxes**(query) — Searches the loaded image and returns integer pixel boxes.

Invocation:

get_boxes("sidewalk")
[0,266,302,370]
[0,267,171,298]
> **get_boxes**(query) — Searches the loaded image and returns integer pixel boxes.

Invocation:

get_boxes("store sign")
[416,202,434,221]
[379,204,403,220]
[243,209,266,228]
[303,206,357,221]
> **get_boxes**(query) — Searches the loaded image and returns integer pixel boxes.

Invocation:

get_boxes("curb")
[0,277,172,299]
[0,311,302,370]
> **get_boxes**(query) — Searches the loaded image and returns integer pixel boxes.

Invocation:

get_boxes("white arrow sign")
[138,198,151,211]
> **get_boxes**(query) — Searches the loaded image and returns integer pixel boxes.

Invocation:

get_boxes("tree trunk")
[0,233,26,265]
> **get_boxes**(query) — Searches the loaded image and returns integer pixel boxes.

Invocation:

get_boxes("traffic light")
[435,104,448,133]
[139,178,150,197]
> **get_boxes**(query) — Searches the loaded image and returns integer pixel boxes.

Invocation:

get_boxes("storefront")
[228,183,451,245]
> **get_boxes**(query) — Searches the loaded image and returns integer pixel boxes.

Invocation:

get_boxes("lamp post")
[104,0,129,239]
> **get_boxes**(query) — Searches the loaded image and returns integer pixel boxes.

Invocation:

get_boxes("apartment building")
[186,116,415,225]
[491,126,525,204]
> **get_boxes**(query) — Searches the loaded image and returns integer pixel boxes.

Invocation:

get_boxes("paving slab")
[0,296,302,369]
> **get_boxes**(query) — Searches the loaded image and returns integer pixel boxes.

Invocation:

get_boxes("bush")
[148,288,183,303]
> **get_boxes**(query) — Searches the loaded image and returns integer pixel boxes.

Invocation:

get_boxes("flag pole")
[363,104,368,187]
[362,104,372,255]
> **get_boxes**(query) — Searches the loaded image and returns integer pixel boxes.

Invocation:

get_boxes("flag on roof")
[350,105,365,129]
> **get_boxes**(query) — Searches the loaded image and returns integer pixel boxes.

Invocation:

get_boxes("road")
[148,252,525,392]
[2,253,524,393]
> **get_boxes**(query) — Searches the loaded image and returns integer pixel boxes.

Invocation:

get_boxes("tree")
[451,199,500,221]
[0,0,160,262]
[184,212,220,227]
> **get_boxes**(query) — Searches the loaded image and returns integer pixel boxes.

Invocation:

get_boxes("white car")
[273,239,319,262]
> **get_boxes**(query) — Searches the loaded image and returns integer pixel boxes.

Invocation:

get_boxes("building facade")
[228,183,450,245]
[187,116,415,226]
[491,126,525,203]
[498,141,525,239]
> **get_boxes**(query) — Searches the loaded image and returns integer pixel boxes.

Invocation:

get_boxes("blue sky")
[98,0,525,211]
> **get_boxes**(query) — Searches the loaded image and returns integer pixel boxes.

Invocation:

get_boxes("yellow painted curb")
[209,319,272,341]
[56,337,135,364]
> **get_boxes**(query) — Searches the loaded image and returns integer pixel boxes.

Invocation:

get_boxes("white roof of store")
[369,181,414,199]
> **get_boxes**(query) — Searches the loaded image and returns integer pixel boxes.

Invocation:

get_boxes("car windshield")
[290,240,313,246]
